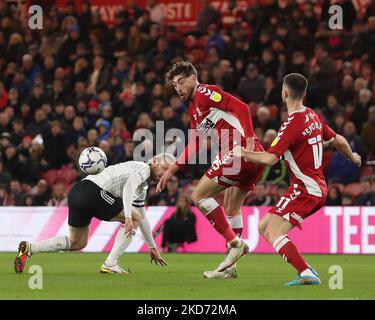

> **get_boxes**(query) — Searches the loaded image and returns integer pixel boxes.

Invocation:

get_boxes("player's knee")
[191,190,202,204]
[258,220,267,236]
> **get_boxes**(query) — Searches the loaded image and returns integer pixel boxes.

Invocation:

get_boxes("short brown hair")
[166,61,197,82]
[283,73,308,100]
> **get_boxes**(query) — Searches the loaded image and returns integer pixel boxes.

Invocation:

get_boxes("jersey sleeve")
[320,115,337,141]
[122,166,149,218]
[196,85,254,138]
[268,117,301,157]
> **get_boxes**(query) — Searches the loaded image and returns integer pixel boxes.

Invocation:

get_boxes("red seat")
[343,183,362,198]
[42,169,59,186]
[328,183,345,193]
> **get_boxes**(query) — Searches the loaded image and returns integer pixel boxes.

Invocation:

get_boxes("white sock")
[105,225,136,266]
[301,268,317,278]
[30,236,71,255]
[227,214,243,229]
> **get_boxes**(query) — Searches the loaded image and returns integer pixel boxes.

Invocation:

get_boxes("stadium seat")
[343,183,362,198]
[360,166,374,178]
[328,183,345,193]
[266,105,279,119]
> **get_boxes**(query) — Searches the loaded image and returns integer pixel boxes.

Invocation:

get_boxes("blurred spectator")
[249,181,273,206]
[0,162,11,185]
[9,179,26,206]
[0,183,12,206]
[342,193,353,206]
[362,106,375,159]
[322,95,344,127]
[161,194,197,252]
[331,112,345,135]
[99,140,115,165]
[326,122,365,184]
[47,182,68,207]
[326,186,342,206]
[237,63,265,103]
[197,0,220,35]
[307,44,336,105]
[32,179,51,206]
[147,0,164,25]
[158,175,180,205]
[25,194,34,206]
[355,179,375,206]
[43,120,69,169]
[254,106,278,131]
[113,139,135,164]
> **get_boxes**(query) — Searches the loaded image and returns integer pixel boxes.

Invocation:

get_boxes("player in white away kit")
[14,154,173,274]
[234,73,361,286]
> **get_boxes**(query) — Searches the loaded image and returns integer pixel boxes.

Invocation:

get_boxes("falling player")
[233,73,361,286]
[157,61,265,278]
[14,154,173,274]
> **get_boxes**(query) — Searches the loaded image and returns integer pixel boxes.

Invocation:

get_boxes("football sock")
[105,225,136,266]
[29,236,71,256]
[196,198,237,243]
[227,214,243,237]
[273,235,308,273]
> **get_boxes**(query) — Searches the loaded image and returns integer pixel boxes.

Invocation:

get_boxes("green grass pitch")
[0,252,374,299]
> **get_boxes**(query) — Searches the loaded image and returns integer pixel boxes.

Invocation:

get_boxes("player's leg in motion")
[191,176,249,272]
[100,209,141,275]
[224,187,247,237]
[259,213,321,286]
[204,187,248,279]
[14,226,89,273]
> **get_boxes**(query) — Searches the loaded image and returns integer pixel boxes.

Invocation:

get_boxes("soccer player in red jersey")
[234,73,361,286]
[157,61,265,277]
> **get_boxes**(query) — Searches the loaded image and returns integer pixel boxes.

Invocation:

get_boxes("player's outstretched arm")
[156,163,179,193]
[138,207,167,266]
[232,146,279,166]
[332,134,362,166]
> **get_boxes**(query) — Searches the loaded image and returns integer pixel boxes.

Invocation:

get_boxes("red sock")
[232,228,243,237]
[273,235,308,273]
[206,206,237,243]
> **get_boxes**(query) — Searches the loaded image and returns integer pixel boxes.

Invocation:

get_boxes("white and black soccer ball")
[78,147,107,175]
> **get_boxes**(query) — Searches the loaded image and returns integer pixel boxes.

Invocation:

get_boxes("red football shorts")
[205,140,265,191]
[269,186,326,229]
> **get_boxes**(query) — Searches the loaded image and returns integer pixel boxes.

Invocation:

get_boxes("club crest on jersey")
[210,91,222,102]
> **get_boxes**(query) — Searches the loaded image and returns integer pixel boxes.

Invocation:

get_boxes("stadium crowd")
[0,0,375,207]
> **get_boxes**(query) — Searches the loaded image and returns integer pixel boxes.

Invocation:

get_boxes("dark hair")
[283,73,308,100]
[166,61,197,82]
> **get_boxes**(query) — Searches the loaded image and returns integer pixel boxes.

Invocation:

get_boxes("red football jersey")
[176,84,256,166]
[268,107,336,198]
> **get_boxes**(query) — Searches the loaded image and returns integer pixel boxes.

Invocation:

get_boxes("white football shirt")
[84,161,150,218]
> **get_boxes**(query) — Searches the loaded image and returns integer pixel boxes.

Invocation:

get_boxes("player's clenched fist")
[352,152,362,167]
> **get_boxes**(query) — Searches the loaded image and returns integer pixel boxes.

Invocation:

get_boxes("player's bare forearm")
[241,149,279,166]
[332,134,362,166]
[245,137,255,151]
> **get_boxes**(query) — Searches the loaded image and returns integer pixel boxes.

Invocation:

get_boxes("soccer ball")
[78,147,107,175]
